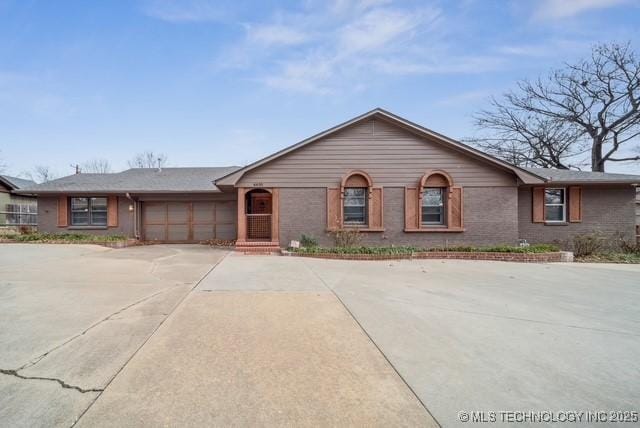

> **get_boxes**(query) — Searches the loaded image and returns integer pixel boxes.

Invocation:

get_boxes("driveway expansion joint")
[71,250,231,427]
[301,259,442,428]
[0,369,103,394]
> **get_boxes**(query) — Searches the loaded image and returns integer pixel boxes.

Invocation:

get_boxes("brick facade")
[38,195,135,237]
[518,185,637,248]
[278,186,520,248]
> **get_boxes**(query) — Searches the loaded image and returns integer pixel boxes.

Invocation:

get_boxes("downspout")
[125,193,140,240]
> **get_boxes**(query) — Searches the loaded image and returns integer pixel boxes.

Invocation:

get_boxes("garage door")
[142,201,236,242]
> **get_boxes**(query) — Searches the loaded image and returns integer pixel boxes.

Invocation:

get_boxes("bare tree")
[127,151,168,169]
[27,165,57,183]
[473,42,640,171]
[469,103,585,169]
[81,158,112,173]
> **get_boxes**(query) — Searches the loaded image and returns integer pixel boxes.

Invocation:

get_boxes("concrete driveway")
[0,244,228,427]
[2,246,639,427]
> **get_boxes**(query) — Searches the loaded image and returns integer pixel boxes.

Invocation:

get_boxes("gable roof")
[525,168,640,184]
[17,167,241,194]
[215,108,547,186]
[0,175,36,190]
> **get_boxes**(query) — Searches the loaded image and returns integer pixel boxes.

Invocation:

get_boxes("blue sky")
[1,0,639,178]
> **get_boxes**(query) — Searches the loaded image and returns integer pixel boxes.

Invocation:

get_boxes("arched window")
[419,172,452,226]
[326,170,384,231]
[404,170,464,232]
[342,172,371,226]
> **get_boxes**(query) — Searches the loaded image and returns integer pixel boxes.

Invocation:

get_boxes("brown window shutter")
[327,188,341,230]
[449,187,463,229]
[404,187,419,229]
[369,187,383,229]
[57,195,68,227]
[532,187,545,223]
[568,186,582,222]
[107,196,118,227]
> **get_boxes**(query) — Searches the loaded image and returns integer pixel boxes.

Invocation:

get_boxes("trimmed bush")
[300,234,319,248]
[0,232,128,243]
[290,244,559,255]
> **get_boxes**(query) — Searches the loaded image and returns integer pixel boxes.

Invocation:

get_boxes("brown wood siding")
[532,187,545,223]
[107,196,118,227]
[238,118,516,188]
[569,186,582,223]
[369,187,383,229]
[404,187,419,229]
[326,188,341,230]
[57,195,68,227]
[450,187,463,229]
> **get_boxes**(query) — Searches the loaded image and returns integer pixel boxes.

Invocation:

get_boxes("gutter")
[125,192,140,240]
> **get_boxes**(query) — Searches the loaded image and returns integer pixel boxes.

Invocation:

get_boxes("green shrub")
[1,232,128,243]
[300,234,318,248]
[291,244,558,255]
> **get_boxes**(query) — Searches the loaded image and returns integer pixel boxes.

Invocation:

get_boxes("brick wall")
[518,186,636,248]
[38,196,135,237]
[278,186,519,247]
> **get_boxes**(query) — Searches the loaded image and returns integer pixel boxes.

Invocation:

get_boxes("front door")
[246,190,272,240]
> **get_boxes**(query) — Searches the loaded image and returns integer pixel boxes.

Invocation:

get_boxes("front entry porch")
[235,187,281,254]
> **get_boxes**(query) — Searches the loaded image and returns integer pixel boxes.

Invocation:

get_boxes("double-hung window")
[71,197,108,226]
[544,188,565,222]
[343,188,367,225]
[422,188,445,225]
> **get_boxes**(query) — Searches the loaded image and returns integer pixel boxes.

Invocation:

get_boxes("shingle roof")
[17,167,241,194]
[525,168,640,184]
[0,175,36,190]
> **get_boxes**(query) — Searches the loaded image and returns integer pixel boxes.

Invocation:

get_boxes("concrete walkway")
[76,254,437,427]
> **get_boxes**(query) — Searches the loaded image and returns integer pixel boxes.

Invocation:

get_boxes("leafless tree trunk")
[473,42,640,171]
[28,165,57,183]
[81,158,112,173]
[127,151,168,169]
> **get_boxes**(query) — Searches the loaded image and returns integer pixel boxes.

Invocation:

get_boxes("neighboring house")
[0,175,38,230]
[18,109,640,248]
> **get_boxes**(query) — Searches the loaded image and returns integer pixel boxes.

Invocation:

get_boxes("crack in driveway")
[0,369,103,394]
[16,287,176,371]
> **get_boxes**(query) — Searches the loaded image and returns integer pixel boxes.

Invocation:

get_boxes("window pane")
[91,211,107,225]
[545,205,564,222]
[344,206,366,224]
[344,188,366,206]
[91,197,107,210]
[422,206,444,224]
[71,211,89,225]
[545,189,564,204]
[422,188,443,207]
[71,198,88,210]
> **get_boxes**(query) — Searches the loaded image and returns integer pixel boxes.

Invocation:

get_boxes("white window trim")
[544,187,566,223]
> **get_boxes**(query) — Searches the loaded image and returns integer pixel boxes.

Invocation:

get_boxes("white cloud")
[142,0,231,22]
[245,24,310,47]
[337,7,434,53]
[534,0,631,20]
[216,2,516,94]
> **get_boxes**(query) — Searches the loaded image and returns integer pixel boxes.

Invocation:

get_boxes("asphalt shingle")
[18,167,241,193]
[525,168,640,184]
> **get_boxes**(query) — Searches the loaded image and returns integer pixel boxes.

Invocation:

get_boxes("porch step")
[235,241,281,255]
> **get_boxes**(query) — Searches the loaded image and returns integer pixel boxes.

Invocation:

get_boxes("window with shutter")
[405,170,464,232]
